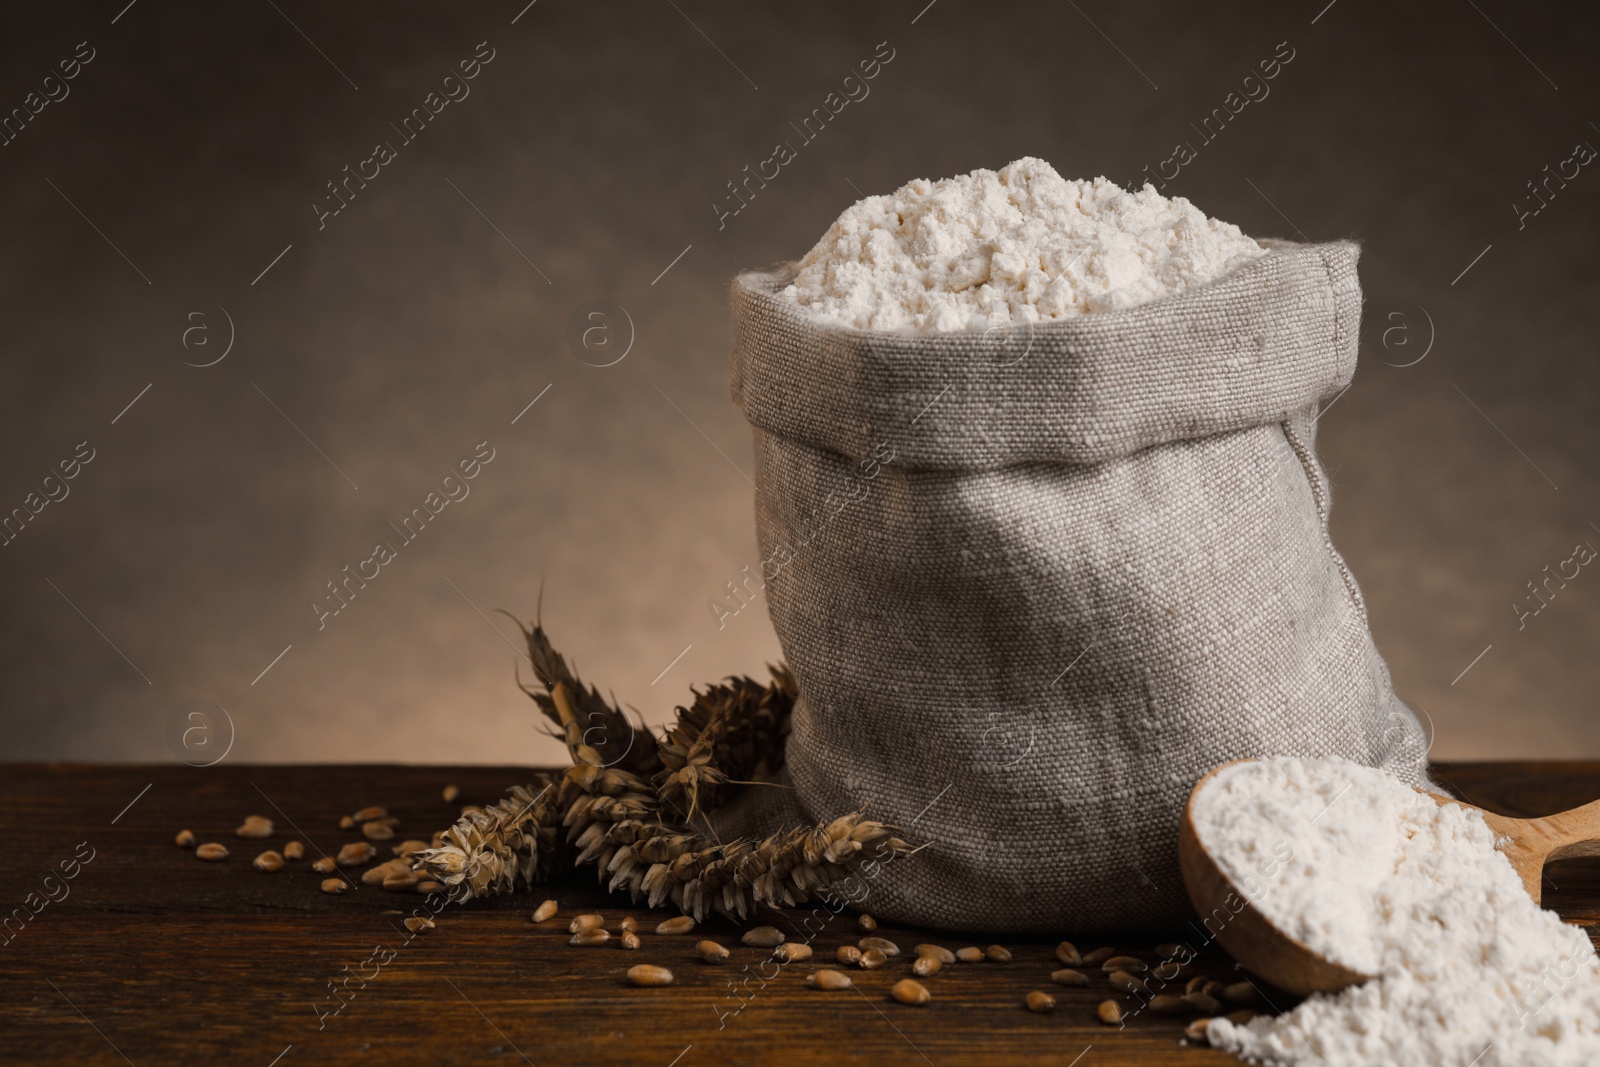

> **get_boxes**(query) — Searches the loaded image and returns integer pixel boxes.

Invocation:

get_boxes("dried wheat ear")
[411,619,910,920]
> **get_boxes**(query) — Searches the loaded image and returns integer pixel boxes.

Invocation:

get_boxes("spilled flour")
[782,157,1265,331]
[1192,757,1600,1067]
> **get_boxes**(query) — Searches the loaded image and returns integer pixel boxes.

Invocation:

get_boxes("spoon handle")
[1537,797,1600,863]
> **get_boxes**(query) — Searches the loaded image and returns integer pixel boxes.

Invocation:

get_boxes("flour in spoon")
[781,157,1265,332]
[1192,757,1600,1066]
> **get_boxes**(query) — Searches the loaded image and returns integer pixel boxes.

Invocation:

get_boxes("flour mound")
[1193,757,1600,1067]
[781,157,1266,332]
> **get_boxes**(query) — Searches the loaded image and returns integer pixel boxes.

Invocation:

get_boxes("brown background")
[0,1,1595,766]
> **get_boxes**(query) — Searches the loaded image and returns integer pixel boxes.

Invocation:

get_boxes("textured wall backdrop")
[0,1,1595,765]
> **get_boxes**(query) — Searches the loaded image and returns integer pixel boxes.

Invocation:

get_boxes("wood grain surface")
[3,762,1597,1066]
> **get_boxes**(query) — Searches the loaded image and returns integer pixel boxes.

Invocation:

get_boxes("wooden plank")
[0,762,1595,1065]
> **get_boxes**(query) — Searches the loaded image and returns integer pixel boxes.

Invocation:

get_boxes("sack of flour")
[714,167,1431,933]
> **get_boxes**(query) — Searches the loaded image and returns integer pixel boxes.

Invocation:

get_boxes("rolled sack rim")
[729,237,1362,471]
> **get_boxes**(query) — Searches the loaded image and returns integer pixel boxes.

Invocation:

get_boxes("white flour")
[1193,757,1600,1067]
[782,157,1265,332]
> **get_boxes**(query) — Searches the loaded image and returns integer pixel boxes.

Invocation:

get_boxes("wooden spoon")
[1178,759,1600,996]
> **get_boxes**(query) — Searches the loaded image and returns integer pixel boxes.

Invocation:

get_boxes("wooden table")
[4,762,1597,1066]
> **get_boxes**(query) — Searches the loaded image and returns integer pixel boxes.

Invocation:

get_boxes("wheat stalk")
[413,623,912,918]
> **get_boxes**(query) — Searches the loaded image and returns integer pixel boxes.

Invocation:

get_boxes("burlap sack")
[716,239,1432,934]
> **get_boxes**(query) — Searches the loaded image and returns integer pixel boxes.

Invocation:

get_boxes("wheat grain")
[196,843,228,861]
[1222,981,1262,1006]
[570,929,611,946]
[837,945,862,966]
[336,842,377,867]
[1186,1017,1213,1043]
[890,979,930,1005]
[1096,1000,1123,1026]
[696,940,730,963]
[283,840,304,861]
[912,955,942,977]
[1081,946,1116,966]
[656,916,695,935]
[252,850,284,872]
[860,936,899,957]
[236,815,273,839]
[1102,955,1145,973]
[175,829,195,848]
[985,944,1012,962]
[405,916,435,934]
[857,913,877,931]
[1055,941,1082,967]
[955,947,984,963]
[1026,990,1056,1013]
[569,913,605,933]
[806,968,852,990]
[442,785,460,803]
[533,900,558,923]
[776,942,813,962]
[320,878,347,894]
[627,964,673,987]
[915,944,954,964]
[1050,968,1088,987]
[312,857,336,874]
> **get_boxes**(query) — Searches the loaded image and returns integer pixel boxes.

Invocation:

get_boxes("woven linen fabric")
[716,239,1433,934]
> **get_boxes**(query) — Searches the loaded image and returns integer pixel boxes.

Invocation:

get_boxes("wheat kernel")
[1102,955,1146,973]
[392,839,428,857]
[890,978,930,1005]
[175,829,195,848]
[1081,946,1116,966]
[382,871,419,892]
[915,944,955,964]
[405,916,434,934]
[416,880,444,894]
[532,900,558,923]
[776,942,813,962]
[742,926,784,948]
[441,784,460,803]
[1156,942,1185,958]
[320,878,347,894]
[859,936,900,957]
[235,815,273,839]
[620,917,638,933]
[1026,990,1057,1013]
[857,913,877,931]
[1109,970,1148,996]
[1186,1017,1214,1043]
[985,944,1012,962]
[696,940,730,963]
[1150,994,1189,1015]
[282,840,304,861]
[656,916,695,935]
[1185,976,1209,995]
[1097,999,1123,1025]
[336,842,377,867]
[955,946,984,963]
[1183,992,1223,1014]
[621,931,641,950]
[195,842,229,861]
[837,945,862,966]
[912,955,942,977]
[312,856,336,874]
[252,850,284,872]
[1225,1009,1257,1025]
[352,806,386,823]
[1222,981,1262,1006]
[570,929,611,947]
[860,948,888,970]
[570,913,605,934]
[339,816,355,830]
[627,964,673,987]
[806,968,853,990]
[1051,968,1089,987]
[1055,940,1082,966]
[362,821,395,841]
